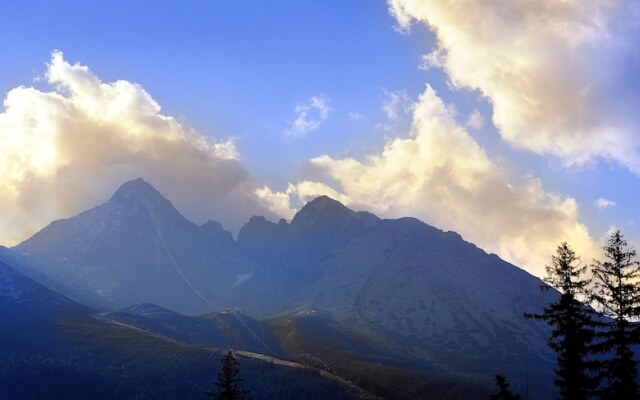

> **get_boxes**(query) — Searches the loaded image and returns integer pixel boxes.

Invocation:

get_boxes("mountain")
[238,195,379,258]
[12,178,559,397]
[238,214,558,396]
[234,196,383,315]
[14,178,245,313]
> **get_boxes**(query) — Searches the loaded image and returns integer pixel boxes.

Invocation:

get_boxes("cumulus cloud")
[284,94,332,137]
[0,51,267,246]
[258,86,598,275]
[595,198,616,209]
[254,186,296,220]
[389,0,640,172]
[382,89,411,120]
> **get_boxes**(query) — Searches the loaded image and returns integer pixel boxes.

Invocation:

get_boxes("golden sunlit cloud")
[0,51,267,246]
[258,86,599,275]
[389,0,640,172]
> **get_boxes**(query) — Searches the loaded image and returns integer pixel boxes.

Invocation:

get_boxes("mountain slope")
[0,256,369,399]
[236,213,557,395]
[0,256,91,358]
[268,313,491,400]
[302,217,556,393]
[98,303,285,356]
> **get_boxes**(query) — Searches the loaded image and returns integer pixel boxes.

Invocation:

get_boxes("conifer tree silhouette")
[208,351,250,400]
[489,375,521,400]
[592,230,640,399]
[525,242,599,399]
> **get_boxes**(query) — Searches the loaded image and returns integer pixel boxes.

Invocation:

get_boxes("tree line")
[492,230,640,399]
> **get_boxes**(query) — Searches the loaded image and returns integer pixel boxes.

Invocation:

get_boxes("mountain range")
[2,178,561,398]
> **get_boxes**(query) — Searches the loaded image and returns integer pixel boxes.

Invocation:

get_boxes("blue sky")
[0,0,638,277]
[0,1,429,172]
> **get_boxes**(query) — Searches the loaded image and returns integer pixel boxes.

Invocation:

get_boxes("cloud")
[388,0,640,172]
[258,85,598,275]
[284,94,332,137]
[465,109,484,130]
[595,198,616,209]
[382,89,411,120]
[254,186,296,220]
[418,49,445,71]
[349,112,366,122]
[0,51,268,246]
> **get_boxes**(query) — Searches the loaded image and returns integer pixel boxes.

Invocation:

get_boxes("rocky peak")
[201,220,234,248]
[109,178,169,206]
[237,216,280,249]
[104,178,189,227]
[290,195,380,233]
[291,196,353,228]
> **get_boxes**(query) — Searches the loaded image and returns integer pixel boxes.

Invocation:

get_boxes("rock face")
[12,178,557,394]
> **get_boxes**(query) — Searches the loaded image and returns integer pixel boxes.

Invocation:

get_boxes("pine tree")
[208,351,250,400]
[592,230,640,399]
[489,375,521,400]
[525,242,599,399]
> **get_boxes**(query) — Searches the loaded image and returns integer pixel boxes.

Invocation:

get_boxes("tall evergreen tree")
[208,351,250,400]
[525,242,599,400]
[591,230,640,399]
[489,375,521,400]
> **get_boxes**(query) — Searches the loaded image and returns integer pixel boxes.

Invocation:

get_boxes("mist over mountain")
[9,178,559,397]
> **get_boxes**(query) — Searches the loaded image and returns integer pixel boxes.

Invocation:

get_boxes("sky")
[0,0,639,278]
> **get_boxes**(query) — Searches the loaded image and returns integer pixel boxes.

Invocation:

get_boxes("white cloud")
[595,198,616,209]
[419,49,445,71]
[388,0,640,172]
[259,85,599,275]
[465,109,484,130]
[349,112,366,122]
[0,51,267,246]
[255,180,349,220]
[254,186,296,220]
[284,94,332,137]
[382,90,411,120]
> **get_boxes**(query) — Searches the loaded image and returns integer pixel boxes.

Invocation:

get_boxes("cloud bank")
[0,51,265,246]
[258,86,598,274]
[389,0,640,172]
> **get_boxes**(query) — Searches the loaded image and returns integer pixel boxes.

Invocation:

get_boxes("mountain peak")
[109,178,167,204]
[290,195,380,238]
[291,196,351,225]
[307,195,343,207]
